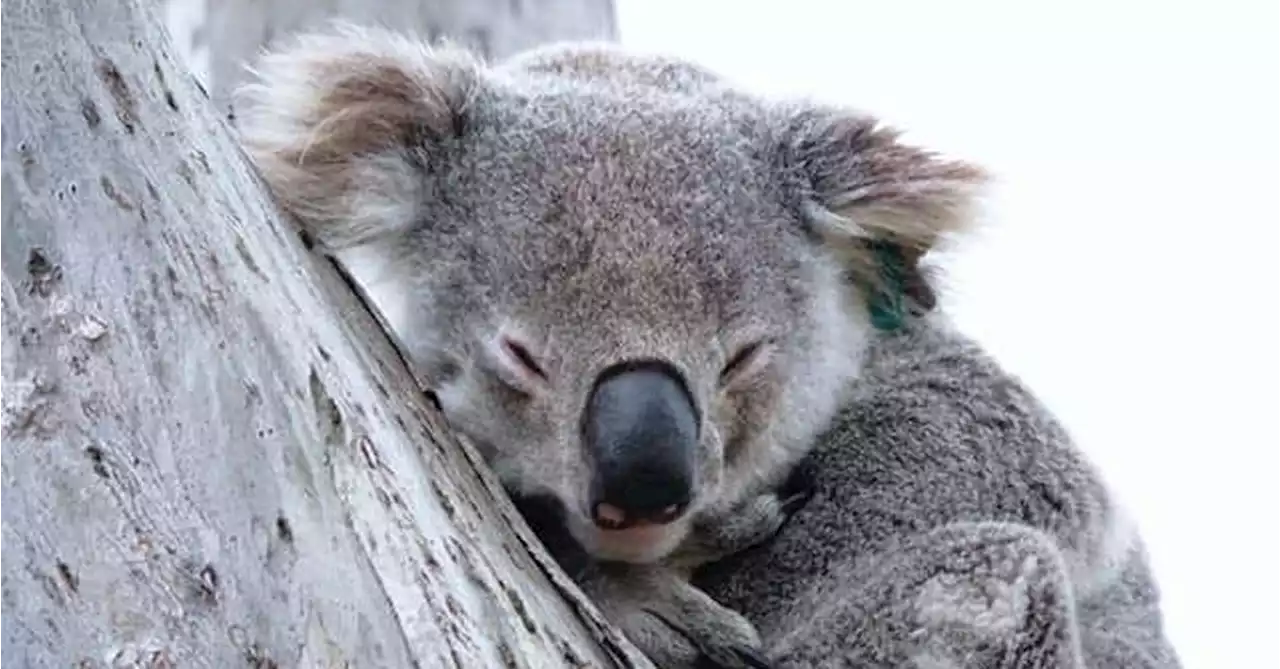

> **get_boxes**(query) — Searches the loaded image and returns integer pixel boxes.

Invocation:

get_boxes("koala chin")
[575,515,691,565]
[235,23,985,568]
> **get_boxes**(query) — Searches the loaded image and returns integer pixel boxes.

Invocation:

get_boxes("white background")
[615,1,1280,667]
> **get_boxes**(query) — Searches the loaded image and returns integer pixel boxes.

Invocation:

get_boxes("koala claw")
[587,566,768,669]
[776,457,819,519]
[649,612,773,669]
[670,463,818,572]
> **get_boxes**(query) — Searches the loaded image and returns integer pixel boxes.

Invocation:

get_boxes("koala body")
[696,315,1184,668]
[234,24,1079,667]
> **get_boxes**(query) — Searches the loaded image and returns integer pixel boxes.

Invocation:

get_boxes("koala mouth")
[569,509,691,564]
[592,500,686,530]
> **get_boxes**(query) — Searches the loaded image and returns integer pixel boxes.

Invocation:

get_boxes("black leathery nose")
[583,361,699,528]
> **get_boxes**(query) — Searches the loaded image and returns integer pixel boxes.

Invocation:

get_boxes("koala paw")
[674,459,818,568]
[587,565,771,669]
[776,455,818,518]
[718,455,819,549]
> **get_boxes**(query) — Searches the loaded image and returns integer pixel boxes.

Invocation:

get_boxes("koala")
[235,23,984,667]
[694,312,1185,668]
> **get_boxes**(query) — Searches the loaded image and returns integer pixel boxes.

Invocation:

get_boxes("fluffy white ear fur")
[235,22,481,251]
[784,108,989,297]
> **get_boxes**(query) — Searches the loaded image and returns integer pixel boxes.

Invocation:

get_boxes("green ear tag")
[866,240,907,332]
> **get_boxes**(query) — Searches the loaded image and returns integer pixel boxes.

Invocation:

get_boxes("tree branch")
[1,1,647,666]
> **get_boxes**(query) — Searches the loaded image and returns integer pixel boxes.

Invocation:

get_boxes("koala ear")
[778,106,989,322]
[236,22,481,251]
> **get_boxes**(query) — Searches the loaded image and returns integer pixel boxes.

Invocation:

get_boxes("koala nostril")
[589,453,694,529]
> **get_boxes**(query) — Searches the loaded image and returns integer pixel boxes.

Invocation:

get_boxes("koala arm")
[762,521,1090,668]
[760,520,1179,669]
[510,491,784,669]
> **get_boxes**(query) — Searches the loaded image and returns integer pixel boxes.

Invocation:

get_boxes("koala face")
[373,82,861,562]
[238,26,986,563]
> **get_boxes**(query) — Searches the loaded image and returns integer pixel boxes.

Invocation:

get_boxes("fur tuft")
[499,41,728,95]
[235,22,482,250]
[782,108,990,310]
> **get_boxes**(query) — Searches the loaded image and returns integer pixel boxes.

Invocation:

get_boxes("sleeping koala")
[236,23,984,667]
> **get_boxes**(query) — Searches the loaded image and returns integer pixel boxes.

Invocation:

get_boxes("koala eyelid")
[719,339,772,386]
[501,336,548,381]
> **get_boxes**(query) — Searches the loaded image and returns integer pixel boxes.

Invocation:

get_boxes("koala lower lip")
[572,510,688,563]
[593,523,670,548]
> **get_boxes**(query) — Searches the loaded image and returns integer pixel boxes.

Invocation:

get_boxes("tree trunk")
[1,1,648,667]
[164,0,619,123]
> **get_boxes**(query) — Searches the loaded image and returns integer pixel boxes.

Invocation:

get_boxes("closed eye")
[487,332,550,398]
[502,336,547,381]
[719,339,773,387]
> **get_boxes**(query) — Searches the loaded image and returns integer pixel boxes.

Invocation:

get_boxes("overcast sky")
[614,1,1280,667]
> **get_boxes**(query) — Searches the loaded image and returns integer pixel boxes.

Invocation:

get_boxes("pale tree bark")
[1,1,650,667]
[163,0,619,122]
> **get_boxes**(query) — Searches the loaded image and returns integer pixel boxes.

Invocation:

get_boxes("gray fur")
[695,316,1183,667]
[234,23,1177,668]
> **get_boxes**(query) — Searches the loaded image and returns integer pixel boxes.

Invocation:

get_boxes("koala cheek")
[711,393,750,462]
[433,377,507,451]
[423,355,463,388]
[697,424,727,492]
[431,380,469,427]
[555,456,596,516]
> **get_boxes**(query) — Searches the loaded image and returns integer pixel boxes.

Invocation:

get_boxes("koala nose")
[583,361,699,530]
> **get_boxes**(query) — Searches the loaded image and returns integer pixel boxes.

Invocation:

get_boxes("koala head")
[237,24,987,563]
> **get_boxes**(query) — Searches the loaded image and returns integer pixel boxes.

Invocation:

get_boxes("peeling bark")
[1,1,646,666]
